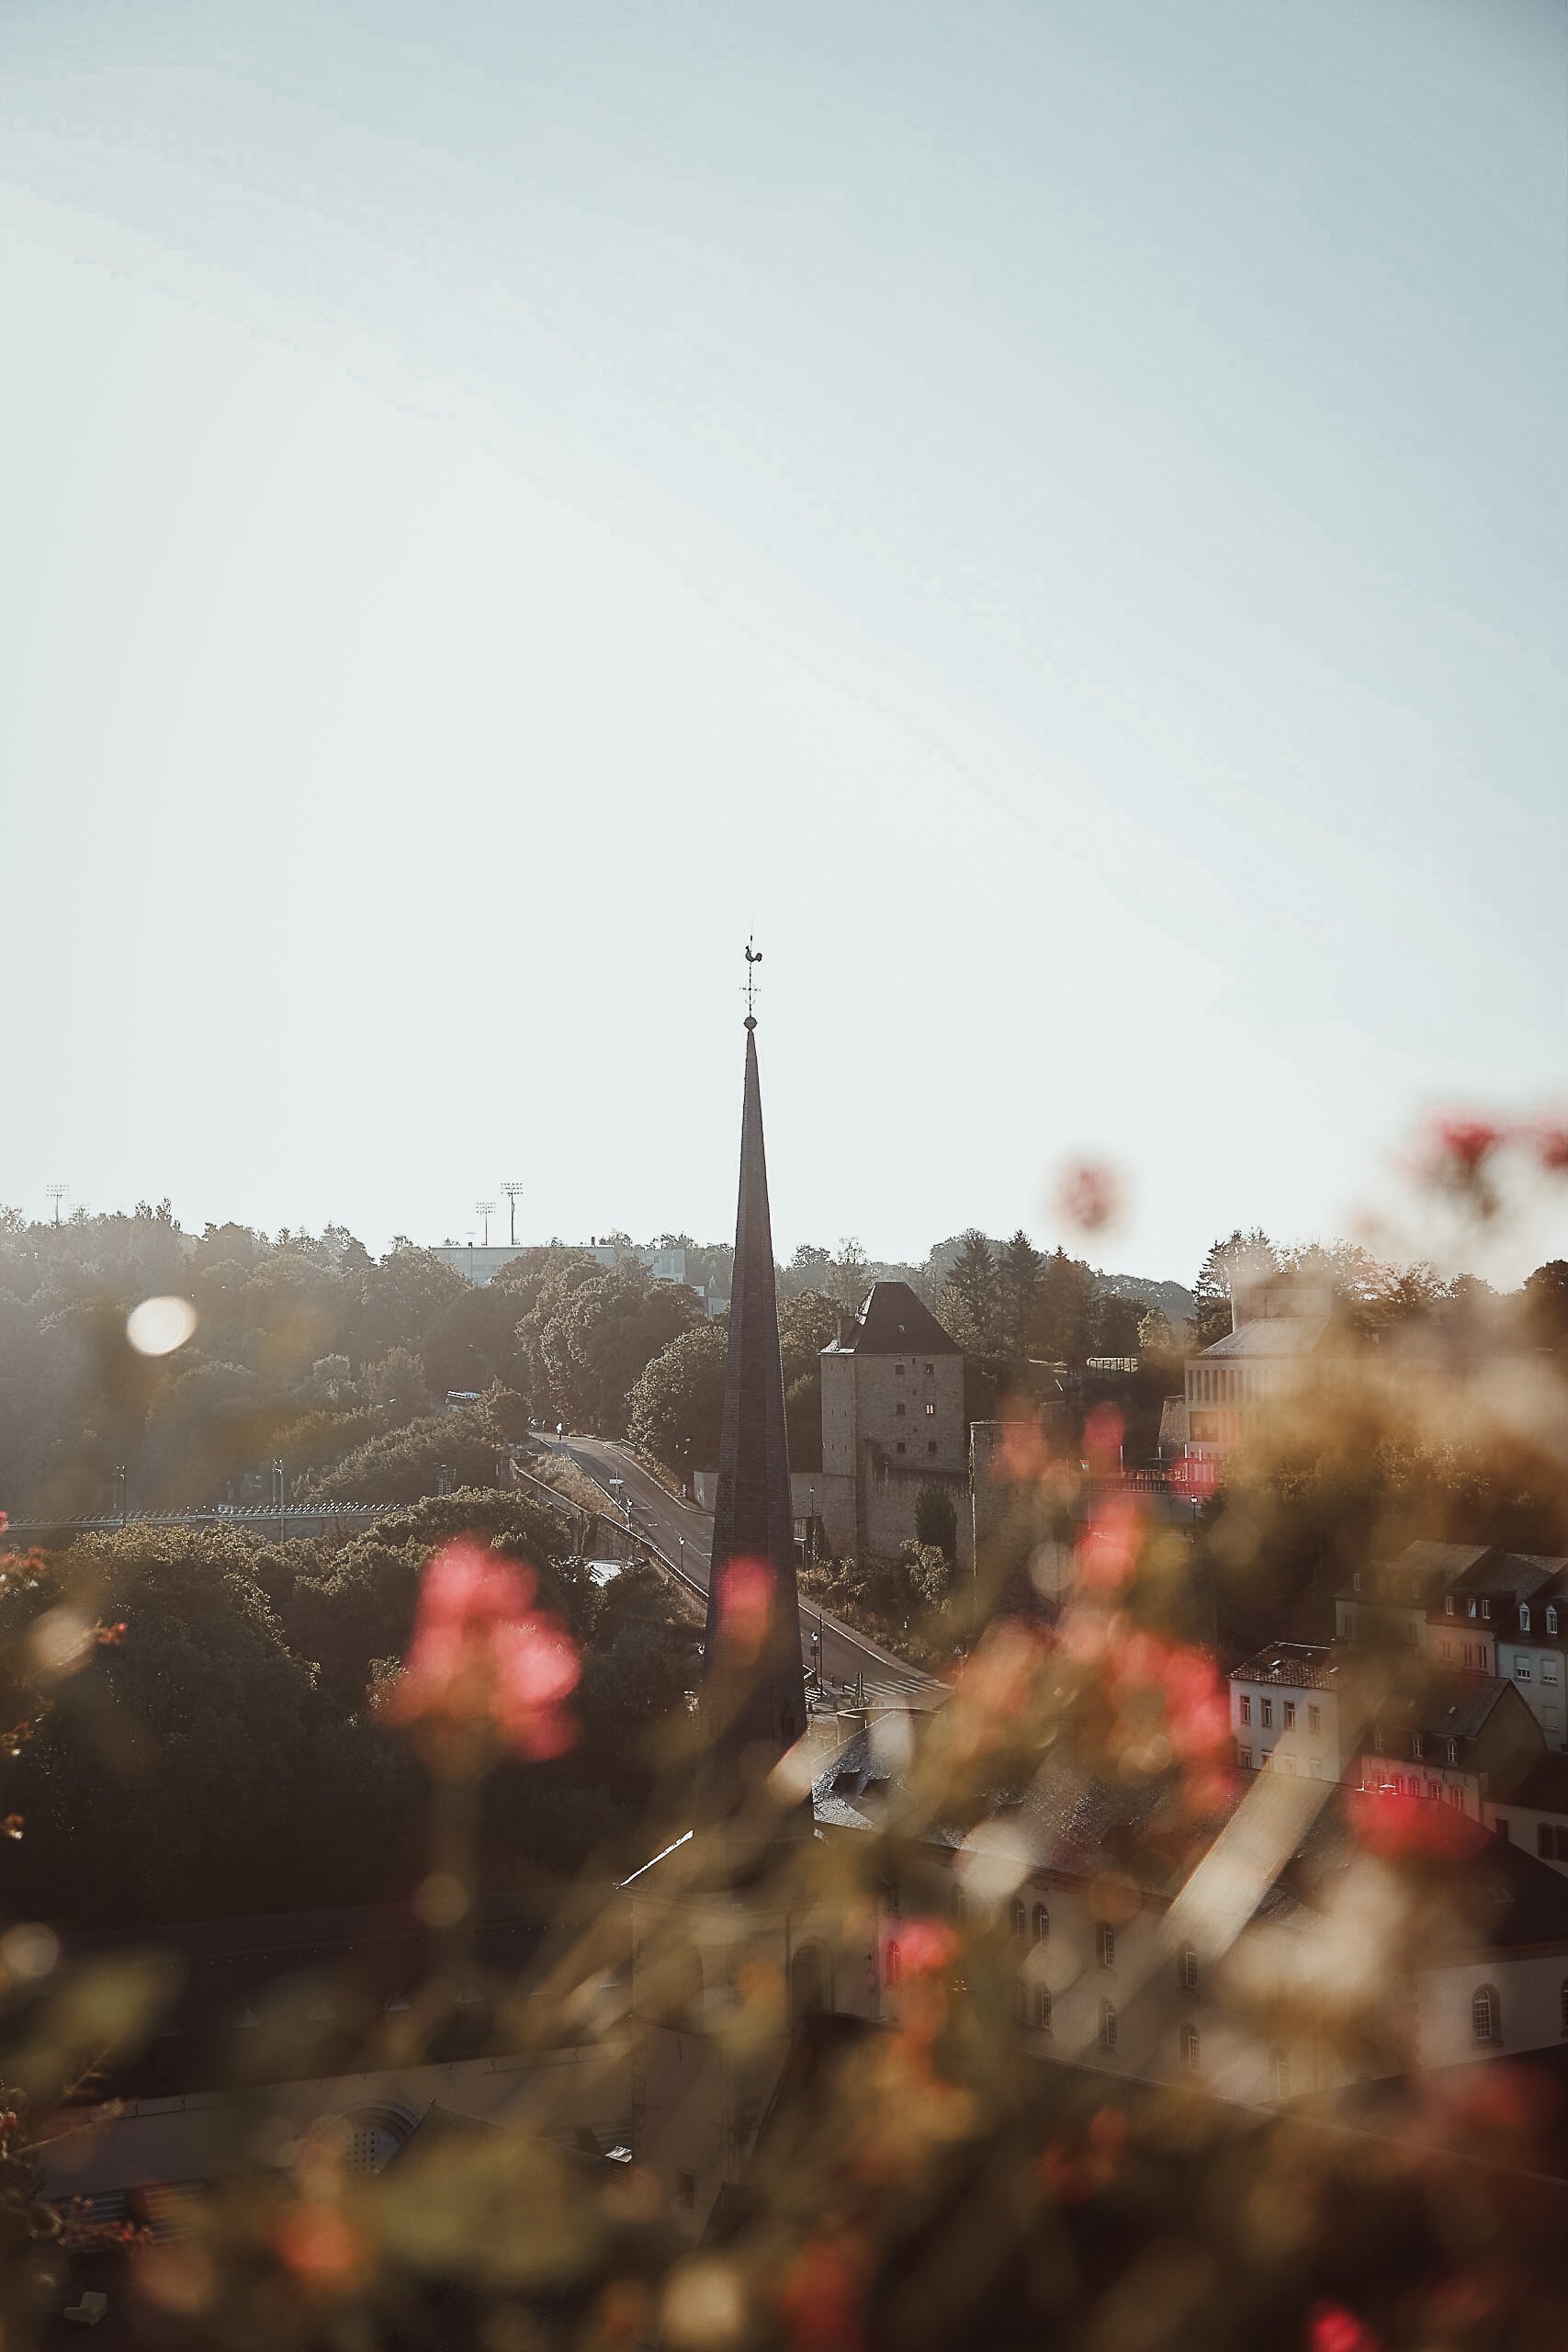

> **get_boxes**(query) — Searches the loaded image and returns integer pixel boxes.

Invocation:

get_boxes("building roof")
[1336,1540,1496,1608]
[1195,1316,1328,1361]
[1370,1670,1523,1749]
[1500,1756,1568,1818]
[828,1280,962,1357]
[1230,1642,1342,1691]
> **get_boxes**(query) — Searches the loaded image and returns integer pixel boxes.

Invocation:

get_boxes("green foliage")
[305,1406,504,1506]
[998,1230,1043,1355]
[914,1481,958,1560]
[1027,1247,1096,1365]
[627,1320,728,1472]
[940,1229,999,1352]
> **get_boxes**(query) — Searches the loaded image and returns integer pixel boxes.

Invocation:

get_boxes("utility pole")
[475,1200,496,1248]
[114,1464,128,1523]
[502,1182,524,1249]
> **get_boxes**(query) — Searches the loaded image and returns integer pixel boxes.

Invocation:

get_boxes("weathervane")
[743,935,762,1027]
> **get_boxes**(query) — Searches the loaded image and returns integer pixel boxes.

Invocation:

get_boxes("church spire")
[700,973,807,1809]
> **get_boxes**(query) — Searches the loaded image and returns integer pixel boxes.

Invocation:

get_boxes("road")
[549,1435,937,1705]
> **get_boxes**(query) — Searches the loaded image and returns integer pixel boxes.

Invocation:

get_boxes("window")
[1441,1640,1455,1661]
[1446,1739,1459,1766]
[1283,1702,1297,1730]
[1239,1695,1252,1725]
[1096,1922,1116,1971]
[1412,1734,1424,1760]
[1544,1658,1560,1684]
[924,1363,933,1375]
[1269,2049,1291,2099]
[1445,1596,1456,1617]
[1426,1781,1438,1801]
[1037,1987,1053,2034]
[928,1441,938,1454]
[885,1943,901,1986]
[1032,1903,1050,1943]
[1261,1699,1274,1729]
[1447,1785,1463,1808]
[895,1401,907,1417]
[1482,1600,1492,1621]
[895,1442,906,1455]
[1012,1900,1028,1942]
[1520,1605,1531,1634]
[1372,1726,1384,1753]
[1237,1747,1252,1770]
[1179,1942,1198,1995]
[1308,1705,1321,1736]
[1472,1984,1499,2045]
[925,1401,936,1417]
[1180,2022,1201,2075]
[1098,2001,1118,2054]
[1516,1658,1532,1680]
[1548,1608,1559,1636]
[895,1364,905,1377]
[1353,1573,1363,1593]
[1469,1600,1478,1619]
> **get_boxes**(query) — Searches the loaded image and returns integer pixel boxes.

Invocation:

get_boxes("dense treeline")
[0,1491,697,1929]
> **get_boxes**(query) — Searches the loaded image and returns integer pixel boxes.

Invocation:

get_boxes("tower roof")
[828,1280,961,1356]
[699,1020,807,1815]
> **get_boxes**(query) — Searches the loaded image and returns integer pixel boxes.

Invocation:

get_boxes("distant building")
[429,1244,533,1287]
[1351,1674,1543,1822]
[814,1283,970,1566]
[1229,1643,1353,1780]
[427,1239,724,1312]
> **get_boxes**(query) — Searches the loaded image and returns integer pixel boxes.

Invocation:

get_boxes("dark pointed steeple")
[700,1008,807,1804]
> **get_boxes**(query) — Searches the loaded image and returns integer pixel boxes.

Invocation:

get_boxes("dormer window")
[1353,1573,1363,1593]
[1469,1600,1478,1619]
[1412,1734,1424,1761]
[1482,1600,1491,1622]
[1520,1605,1531,1634]
[1372,1727,1384,1753]
[1445,1597,1456,1617]
[1447,1738,1459,1766]
[1549,1608,1560,1636]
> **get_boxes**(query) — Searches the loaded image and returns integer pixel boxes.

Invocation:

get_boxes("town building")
[1487,1757,1568,1873]
[1484,1560,1568,1751]
[1350,1673,1543,1820]
[813,1282,971,1566]
[1334,1540,1495,1657]
[1229,1643,1354,1779]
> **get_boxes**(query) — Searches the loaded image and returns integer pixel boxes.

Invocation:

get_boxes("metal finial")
[743,935,762,1027]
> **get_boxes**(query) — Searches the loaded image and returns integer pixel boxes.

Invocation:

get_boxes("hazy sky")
[4,1,1563,1284]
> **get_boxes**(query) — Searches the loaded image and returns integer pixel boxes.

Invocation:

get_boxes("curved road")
[550,1436,937,1705]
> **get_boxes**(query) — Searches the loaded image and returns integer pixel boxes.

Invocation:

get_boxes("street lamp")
[475,1199,496,1247]
[502,1182,524,1248]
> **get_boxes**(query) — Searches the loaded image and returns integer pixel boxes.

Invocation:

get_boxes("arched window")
[1269,2048,1291,2099]
[1032,1902,1050,1943]
[1098,2000,1118,2054]
[1179,1942,1198,1995]
[790,1943,831,2026]
[1011,1899,1028,1942]
[1548,1607,1559,1636]
[1096,1922,1116,1972]
[1180,2022,1200,2075]
[1037,1987,1053,2034]
[885,1942,901,1988]
[1472,1984,1499,2045]
[1520,1605,1531,1634]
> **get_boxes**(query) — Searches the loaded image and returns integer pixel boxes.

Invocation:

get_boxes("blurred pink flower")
[385,1538,579,1764]
[1519,1114,1568,1175]
[1347,1786,1482,1863]
[1306,2302,1382,2352]
[1054,1160,1121,1235]
[891,1919,957,1978]
[1076,1490,1141,1594]
[1431,1115,1502,1173]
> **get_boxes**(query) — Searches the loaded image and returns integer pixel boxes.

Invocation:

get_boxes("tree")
[1190,1230,1276,1349]
[779,1291,838,1469]
[1521,1261,1568,1356]
[998,1231,1043,1357]
[1028,1249,1095,1366]
[628,1321,729,1472]
[915,1482,958,1561]
[1091,1294,1143,1357]
[831,1238,870,1314]
[1138,1306,1176,1356]
[941,1231,999,1353]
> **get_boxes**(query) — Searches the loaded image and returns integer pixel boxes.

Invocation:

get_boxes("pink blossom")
[1076,1489,1141,1593]
[1306,2302,1382,2352]
[1518,1115,1568,1175]
[385,1539,579,1763]
[890,1919,956,1977]
[1431,1115,1502,1173]
[1054,1160,1121,1235]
